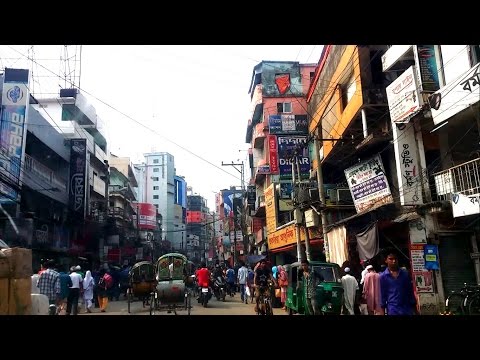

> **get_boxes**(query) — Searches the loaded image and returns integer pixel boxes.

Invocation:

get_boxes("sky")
[0,45,324,210]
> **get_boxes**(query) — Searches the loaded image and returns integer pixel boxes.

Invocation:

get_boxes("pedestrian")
[37,259,61,313]
[58,266,72,315]
[300,259,323,315]
[362,265,382,315]
[341,267,359,315]
[246,265,255,303]
[237,261,248,303]
[277,265,288,310]
[66,266,83,315]
[82,270,95,313]
[97,269,110,313]
[379,248,417,315]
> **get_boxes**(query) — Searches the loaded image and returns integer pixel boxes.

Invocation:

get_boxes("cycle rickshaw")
[149,253,193,315]
[127,261,156,313]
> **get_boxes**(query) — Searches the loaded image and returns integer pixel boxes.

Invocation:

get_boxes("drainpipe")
[361,108,368,139]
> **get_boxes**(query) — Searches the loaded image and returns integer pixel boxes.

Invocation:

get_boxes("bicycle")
[444,283,480,315]
[255,283,273,316]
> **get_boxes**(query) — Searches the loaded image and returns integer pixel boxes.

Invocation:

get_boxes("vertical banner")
[0,68,30,203]
[268,135,279,174]
[69,138,87,218]
[392,122,424,205]
[414,45,440,93]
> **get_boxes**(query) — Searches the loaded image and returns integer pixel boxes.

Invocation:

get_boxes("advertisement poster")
[0,68,30,203]
[344,155,393,213]
[69,138,87,218]
[133,203,157,230]
[277,136,310,179]
[414,45,440,93]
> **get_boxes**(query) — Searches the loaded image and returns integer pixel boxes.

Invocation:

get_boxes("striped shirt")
[37,269,61,302]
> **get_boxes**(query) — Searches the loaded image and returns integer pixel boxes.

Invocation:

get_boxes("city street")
[79,293,289,316]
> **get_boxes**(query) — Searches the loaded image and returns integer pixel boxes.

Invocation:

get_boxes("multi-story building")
[106,154,138,264]
[0,72,109,270]
[186,193,209,263]
[381,45,480,313]
[244,60,317,265]
[133,152,176,246]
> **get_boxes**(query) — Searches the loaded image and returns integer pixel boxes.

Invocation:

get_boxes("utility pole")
[221,161,245,266]
[314,128,330,262]
[292,157,303,262]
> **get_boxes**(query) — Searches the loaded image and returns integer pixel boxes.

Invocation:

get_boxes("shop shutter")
[438,234,476,295]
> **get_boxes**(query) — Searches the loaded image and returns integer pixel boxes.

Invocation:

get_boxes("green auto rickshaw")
[284,261,344,315]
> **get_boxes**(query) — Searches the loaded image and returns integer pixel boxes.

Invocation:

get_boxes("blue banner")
[277,136,310,179]
[0,68,30,203]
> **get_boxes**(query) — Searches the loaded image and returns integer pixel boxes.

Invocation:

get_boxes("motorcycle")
[213,276,227,302]
[198,286,212,307]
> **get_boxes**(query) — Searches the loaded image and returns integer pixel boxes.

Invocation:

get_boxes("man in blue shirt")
[379,249,417,315]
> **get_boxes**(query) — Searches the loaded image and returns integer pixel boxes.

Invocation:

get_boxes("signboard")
[386,66,423,124]
[430,62,480,126]
[392,122,424,205]
[0,68,30,203]
[409,219,427,244]
[69,139,87,218]
[267,223,305,250]
[268,135,279,174]
[268,114,308,135]
[414,45,440,93]
[265,183,277,235]
[344,155,393,213]
[277,136,310,179]
[410,243,433,293]
[133,202,157,230]
[451,192,480,218]
[257,164,270,175]
[247,185,256,206]
[424,245,439,270]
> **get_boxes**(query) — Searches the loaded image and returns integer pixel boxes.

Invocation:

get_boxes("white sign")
[381,45,413,72]
[409,219,427,244]
[411,248,427,272]
[431,63,480,126]
[344,155,393,213]
[451,192,480,218]
[386,66,423,123]
[392,122,424,205]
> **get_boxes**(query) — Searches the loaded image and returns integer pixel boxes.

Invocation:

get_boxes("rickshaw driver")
[253,259,277,313]
[300,259,324,315]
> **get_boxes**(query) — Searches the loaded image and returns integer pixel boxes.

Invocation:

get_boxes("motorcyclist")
[196,262,211,300]
[253,259,276,313]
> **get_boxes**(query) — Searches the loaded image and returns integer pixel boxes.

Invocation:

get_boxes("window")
[341,73,356,110]
[469,45,480,66]
[153,195,159,199]
[153,159,159,164]
[153,186,159,190]
[310,71,315,83]
[109,201,114,207]
[155,204,159,209]
[152,177,159,181]
[276,102,292,113]
[153,168,159,172]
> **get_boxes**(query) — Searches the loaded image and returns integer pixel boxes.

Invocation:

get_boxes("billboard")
[222,190,242,218]
[69,139,87,218]
[0,68,30,203]
[277,136,310,179]
[133,202,157,230]
[268,135,279,174]
[265,183,277,235]
[268,114,308,135]
[344,155,393,213]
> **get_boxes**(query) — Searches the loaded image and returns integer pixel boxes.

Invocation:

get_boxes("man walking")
[379,248,417,315]
[300,259,323,315]
[237,261,248,304]
[341,267,359,315]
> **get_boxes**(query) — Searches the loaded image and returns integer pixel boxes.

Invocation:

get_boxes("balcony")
[23,154,68,204]
[253,195,266,217]
[108,207,133,222]
[433,157,480,201]
[253,122,267,149]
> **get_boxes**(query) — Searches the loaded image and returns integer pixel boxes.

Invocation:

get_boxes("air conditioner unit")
[327,188,353,204]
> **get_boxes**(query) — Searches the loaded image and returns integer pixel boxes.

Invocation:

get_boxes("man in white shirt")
[66,267,83,315]
[341,267,359,315]
[237,261,249,304]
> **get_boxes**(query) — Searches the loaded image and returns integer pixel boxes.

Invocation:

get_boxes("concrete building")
[133,152,176,247]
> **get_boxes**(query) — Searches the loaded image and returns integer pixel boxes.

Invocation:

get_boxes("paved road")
[78,292,288,316]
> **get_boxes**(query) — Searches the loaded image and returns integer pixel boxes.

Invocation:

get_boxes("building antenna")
[59,45,82,90]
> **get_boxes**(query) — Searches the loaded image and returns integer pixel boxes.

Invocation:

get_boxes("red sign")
[268,135,279,174]
[133,203,157,230]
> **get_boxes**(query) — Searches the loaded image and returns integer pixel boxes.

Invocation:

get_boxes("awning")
[393,211,420,223]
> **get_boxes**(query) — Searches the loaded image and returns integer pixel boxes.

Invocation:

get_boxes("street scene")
[0,45,480,316]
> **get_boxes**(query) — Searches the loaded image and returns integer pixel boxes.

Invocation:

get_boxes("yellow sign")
[265,183,277,235]
[268,224,306,250]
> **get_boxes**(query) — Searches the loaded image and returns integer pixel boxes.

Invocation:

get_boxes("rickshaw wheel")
[127,288,131,313]
[149,293,156,315]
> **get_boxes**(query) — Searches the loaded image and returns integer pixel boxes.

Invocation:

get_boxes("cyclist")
[253,259,276,314]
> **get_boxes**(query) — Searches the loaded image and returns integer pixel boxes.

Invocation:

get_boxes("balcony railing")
[433,157,480,201]
[24,154,67,192]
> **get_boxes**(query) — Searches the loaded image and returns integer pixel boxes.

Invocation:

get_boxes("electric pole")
[221,161,245,266]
